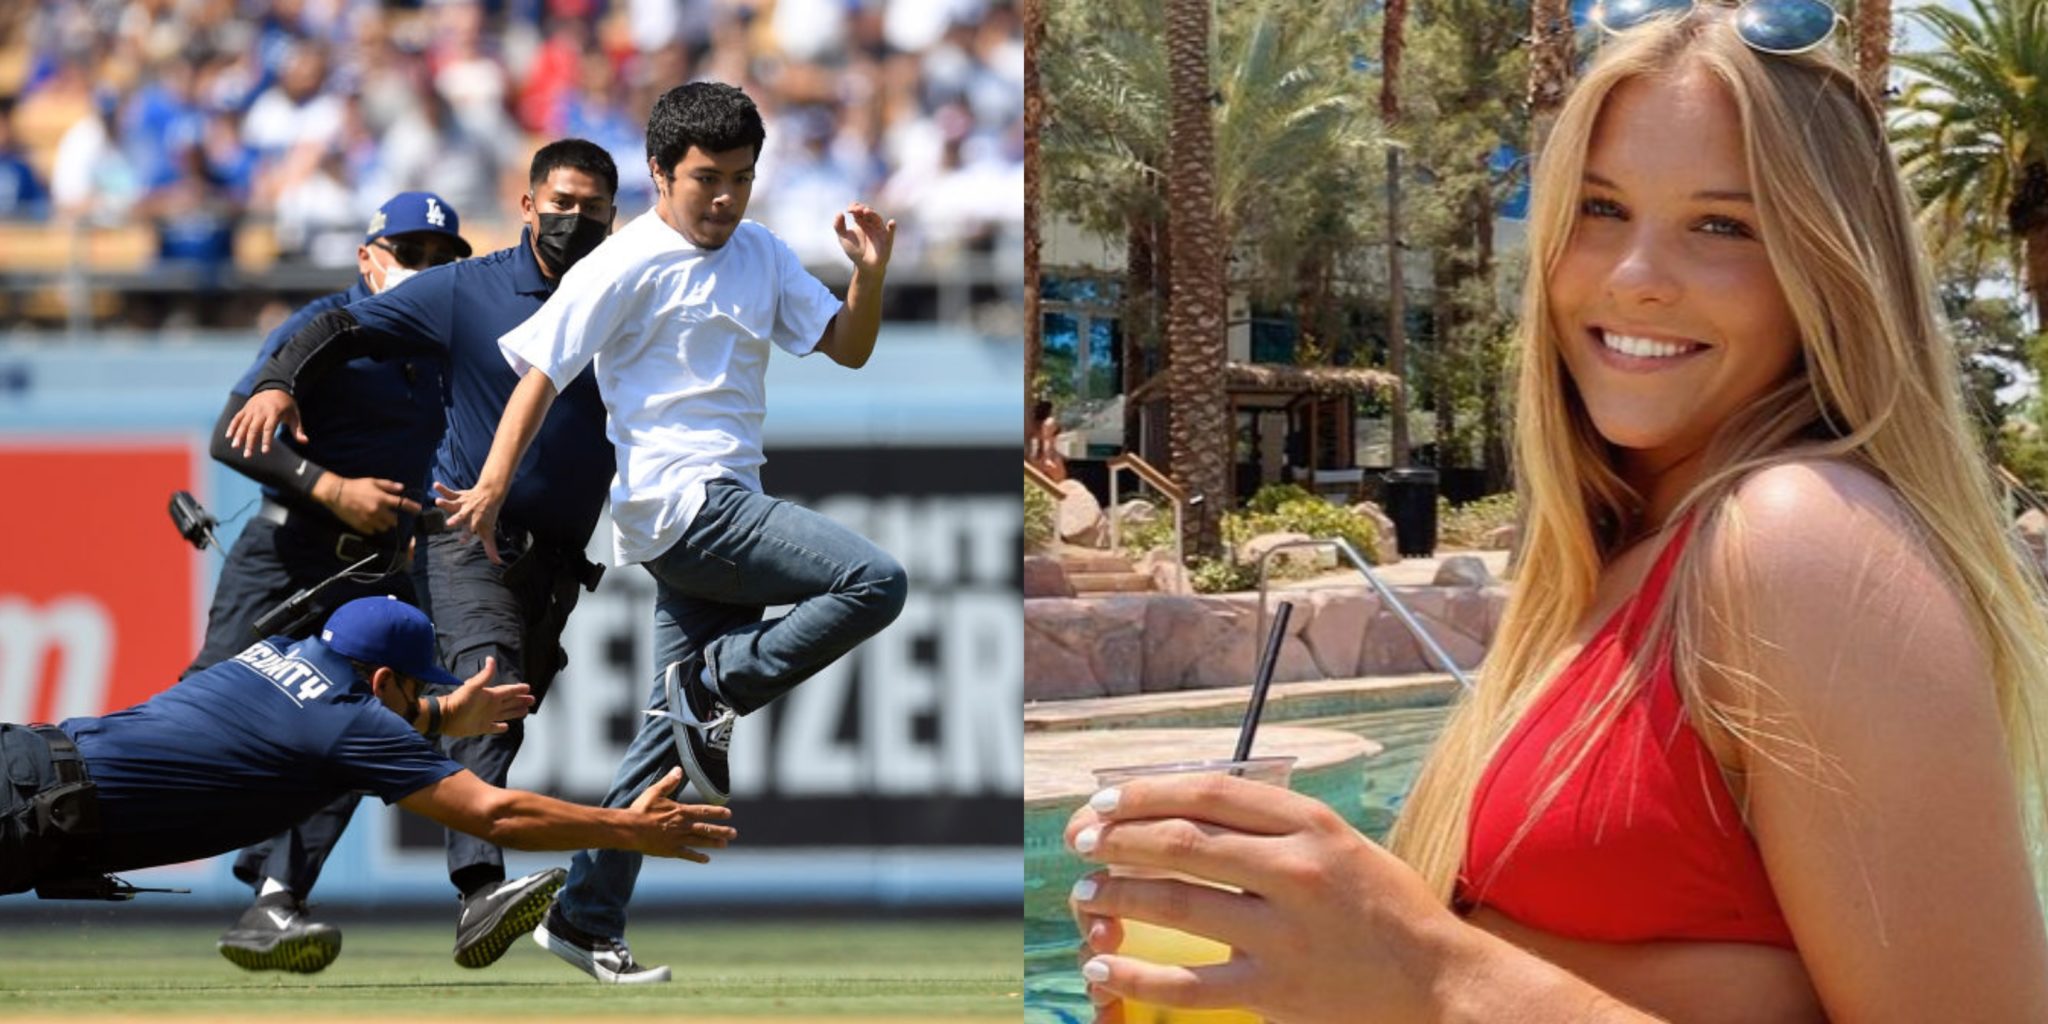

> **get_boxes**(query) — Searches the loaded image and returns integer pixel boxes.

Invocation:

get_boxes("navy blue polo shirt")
[344,232,613,549]
[233,278,448,511]
[59,637,462,873]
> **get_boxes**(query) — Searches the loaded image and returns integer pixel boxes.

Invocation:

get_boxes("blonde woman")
[1064,2,2048,1020]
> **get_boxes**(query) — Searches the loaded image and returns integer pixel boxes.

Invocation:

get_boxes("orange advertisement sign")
[0,442,198,723]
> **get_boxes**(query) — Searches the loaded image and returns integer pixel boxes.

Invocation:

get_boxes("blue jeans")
[555,480,907,938]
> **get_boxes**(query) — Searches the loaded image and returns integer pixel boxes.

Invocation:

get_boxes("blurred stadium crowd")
[0,0,1022,328]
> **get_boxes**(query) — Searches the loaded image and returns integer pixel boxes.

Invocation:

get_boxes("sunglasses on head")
[372,237,459,269]
[1592,0,1843,55]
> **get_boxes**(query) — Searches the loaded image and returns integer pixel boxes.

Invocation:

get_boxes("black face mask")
[532,211,611,276]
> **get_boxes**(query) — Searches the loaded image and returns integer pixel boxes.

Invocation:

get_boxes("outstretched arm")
[434,367,558,564]
[400,767,735,862]
[814,202,895,369]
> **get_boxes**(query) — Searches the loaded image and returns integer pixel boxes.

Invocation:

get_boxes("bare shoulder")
[1702,457,1940,598]
[1693,457,1985,707]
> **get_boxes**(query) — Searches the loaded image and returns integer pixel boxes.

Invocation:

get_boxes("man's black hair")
[529,138,619,199]
[645,82,766,180]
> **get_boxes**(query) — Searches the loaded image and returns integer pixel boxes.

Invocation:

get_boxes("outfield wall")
[0,327,1024,910]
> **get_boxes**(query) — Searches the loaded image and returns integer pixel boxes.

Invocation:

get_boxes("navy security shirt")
[345,232,613,549]
[59,637,462,873]
[232,278,448,513]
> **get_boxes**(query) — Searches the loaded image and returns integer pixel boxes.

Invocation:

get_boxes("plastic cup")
[1088,756,1297,1024]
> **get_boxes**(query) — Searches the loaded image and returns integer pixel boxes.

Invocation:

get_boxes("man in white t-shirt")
[434,81,907,984]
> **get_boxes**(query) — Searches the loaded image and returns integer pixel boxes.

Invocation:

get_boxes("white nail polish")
[1089,787,1121,814]
[1082,957,1111,983]
[1071,876,1098,902]
[1074,826,1100,855]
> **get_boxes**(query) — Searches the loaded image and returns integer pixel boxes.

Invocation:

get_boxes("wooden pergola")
[1223,362,1400,505]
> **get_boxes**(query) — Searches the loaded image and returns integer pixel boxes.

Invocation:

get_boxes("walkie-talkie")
[168,491,221,552]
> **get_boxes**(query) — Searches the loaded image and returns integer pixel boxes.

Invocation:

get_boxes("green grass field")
[0,918,1020,1021]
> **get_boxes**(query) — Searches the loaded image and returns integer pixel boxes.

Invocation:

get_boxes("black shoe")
[452,867,566,969]
[649,658,734,804]
[533,904,672,983]
[216,891,342,973]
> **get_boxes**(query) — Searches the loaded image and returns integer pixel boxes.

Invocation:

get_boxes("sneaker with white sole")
[646,658,734,805]
[216,891,342,973]
[452,867,566,968]
[533,904,671,983]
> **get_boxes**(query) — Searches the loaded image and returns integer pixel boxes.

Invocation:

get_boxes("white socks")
[258,876,290,899]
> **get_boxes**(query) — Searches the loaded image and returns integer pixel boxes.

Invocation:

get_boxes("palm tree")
[1893,0,2048,321]
[1528,0,1575,155]
[1023,0,1045,417]
[1852,0,1893,100]
[1384,0,1411,469]
[1165,0,1229,555]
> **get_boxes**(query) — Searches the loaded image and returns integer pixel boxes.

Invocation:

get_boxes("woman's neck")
[1619,444,1709,538]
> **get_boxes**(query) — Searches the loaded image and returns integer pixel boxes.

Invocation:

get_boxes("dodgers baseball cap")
[365,191,472,257]
[321,597,463,687]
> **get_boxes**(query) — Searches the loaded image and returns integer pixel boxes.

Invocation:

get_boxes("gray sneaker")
[647,658,733,804]
[452,867,566,968]
[216,892,341,973]
[533,904,672,984]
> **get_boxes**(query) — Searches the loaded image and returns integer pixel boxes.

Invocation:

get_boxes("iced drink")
[1089,756,1297,1024]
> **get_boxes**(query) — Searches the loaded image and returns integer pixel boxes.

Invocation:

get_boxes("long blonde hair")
[1387,10,2048,906]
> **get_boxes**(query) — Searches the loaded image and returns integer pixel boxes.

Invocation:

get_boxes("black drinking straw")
[1233,601,1293,764]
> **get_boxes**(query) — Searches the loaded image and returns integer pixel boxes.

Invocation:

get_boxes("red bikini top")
[1457,515,1796,949]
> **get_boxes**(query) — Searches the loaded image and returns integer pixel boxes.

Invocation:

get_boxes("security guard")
[0,598,735,974]
[222,140,621,972]
[194,192,473,973]
[192,189,471,677]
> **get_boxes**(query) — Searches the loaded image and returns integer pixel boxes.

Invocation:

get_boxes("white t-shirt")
[499,211,843,565]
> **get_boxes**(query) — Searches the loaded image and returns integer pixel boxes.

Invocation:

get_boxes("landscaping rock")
[1056,479,1108,548]
[1432,554,1493,588]
[1350,502,1401,564]
[1301,590,1372,679]
[1482,523,1520,551]
[1023,555,1076,599]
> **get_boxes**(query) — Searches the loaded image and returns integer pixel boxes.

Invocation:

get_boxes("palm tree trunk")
[1384,0,1410,469]
[1023,0,1044,418]
[1529,0,1574,156]
[1853,0,1892,100]
[1166,0,1228,556]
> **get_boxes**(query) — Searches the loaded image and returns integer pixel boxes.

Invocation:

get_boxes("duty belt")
[29,725,87,786]
[258,497,385,564]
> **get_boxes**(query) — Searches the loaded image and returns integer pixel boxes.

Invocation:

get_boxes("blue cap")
[320,597,463,688]
[366,191,472,257]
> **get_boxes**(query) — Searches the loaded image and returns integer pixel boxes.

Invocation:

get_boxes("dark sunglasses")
[372,237,460,269]
[1592,0,1843,55]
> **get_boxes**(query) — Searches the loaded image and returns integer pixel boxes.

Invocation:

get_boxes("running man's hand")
[439,656,536,737]
[316,474,423,534]
[434,480,507,565]
[226,389,304,456]
[627,768,737,862]
[834,202,896,273]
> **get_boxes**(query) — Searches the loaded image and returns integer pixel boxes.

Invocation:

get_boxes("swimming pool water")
[1023,703,1454,1023]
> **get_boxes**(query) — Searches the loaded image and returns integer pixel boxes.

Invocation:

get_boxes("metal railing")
[1106,452,1186,569]
[1024,460,1064,501]
[1252,537,1475,691]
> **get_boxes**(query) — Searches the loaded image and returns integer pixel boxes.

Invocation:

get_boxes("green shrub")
[1114,498,1179,557]
[1246,482,1316,514]
[1438,492,1519,549]
[1188,555,1259,594]
[1221,484,1382,568]
[1025,483,1055,551]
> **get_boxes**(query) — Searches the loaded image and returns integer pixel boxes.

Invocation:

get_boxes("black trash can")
[1382,468,1439,558]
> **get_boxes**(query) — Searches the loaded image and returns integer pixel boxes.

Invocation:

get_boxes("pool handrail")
[1252,537,1477,692]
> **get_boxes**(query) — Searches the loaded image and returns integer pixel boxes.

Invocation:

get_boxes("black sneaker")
[216,891,342,973]
[452,867,566,968]
[533,904,672,984]
[647,658,734,804]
